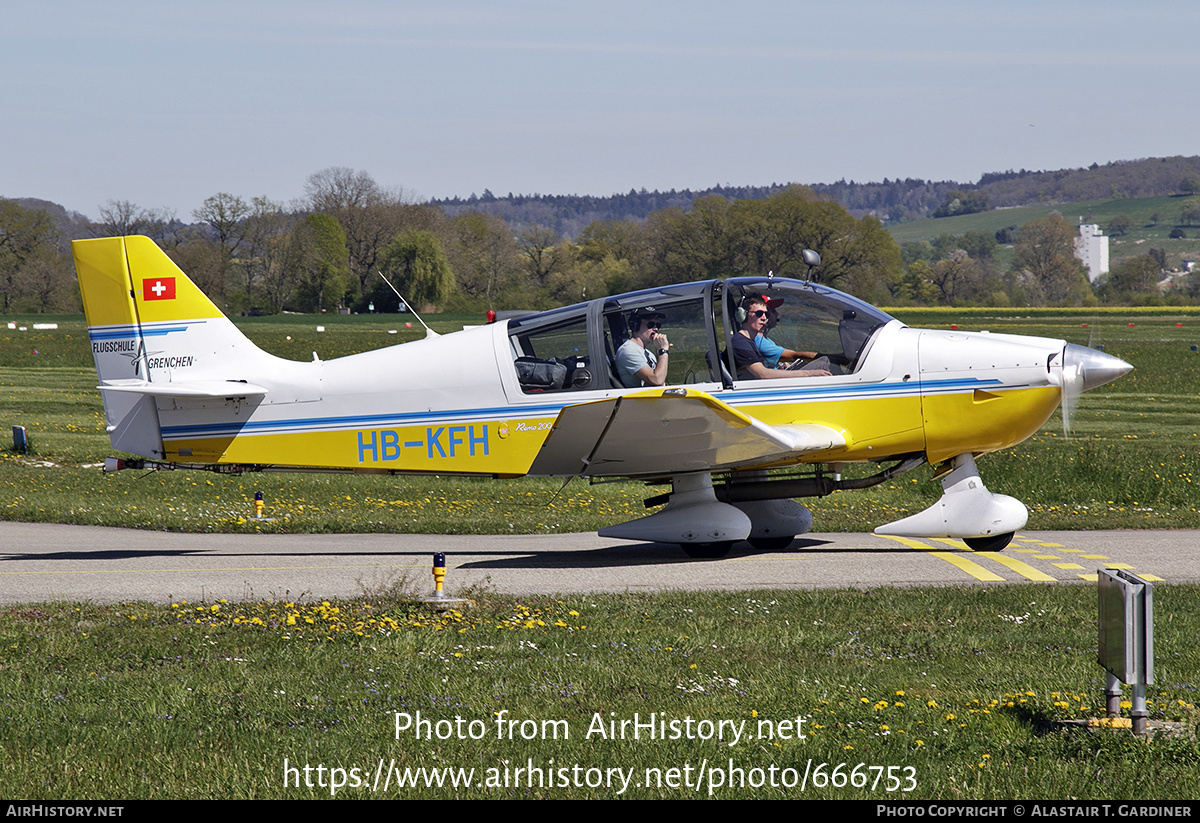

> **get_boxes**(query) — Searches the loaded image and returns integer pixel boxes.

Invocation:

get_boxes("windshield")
[721,277,895,378]
[506,277,894,394]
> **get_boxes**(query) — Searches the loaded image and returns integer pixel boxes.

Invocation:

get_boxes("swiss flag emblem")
[143,278,176,301]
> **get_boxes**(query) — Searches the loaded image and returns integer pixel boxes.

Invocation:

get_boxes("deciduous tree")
[0,200,59,313]
[517,224,565,286]
[1011,214,1092,305]
[305,167,428,299]
[288,214,351,313]
[375,229,454,310]
[444,212,519,304]
[1101,255,1161,303]
[1107,214,1135,237]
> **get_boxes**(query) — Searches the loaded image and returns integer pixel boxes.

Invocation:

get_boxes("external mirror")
[801,248,821,283]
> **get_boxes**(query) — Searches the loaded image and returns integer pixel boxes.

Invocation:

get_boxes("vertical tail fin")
[72,235,267,459]
[74,235,228,332]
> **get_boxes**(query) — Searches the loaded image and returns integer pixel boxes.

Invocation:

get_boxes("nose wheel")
[681,541,735,559]
[962,532,1014,551]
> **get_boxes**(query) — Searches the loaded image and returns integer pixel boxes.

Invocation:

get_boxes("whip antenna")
[376,271,439,338]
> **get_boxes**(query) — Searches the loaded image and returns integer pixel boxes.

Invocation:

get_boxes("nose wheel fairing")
[873,453,1027,544]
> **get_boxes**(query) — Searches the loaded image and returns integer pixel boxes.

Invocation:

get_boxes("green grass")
[3,314,1198,800]
[2,310,1199,533]
[2,586,1196,799]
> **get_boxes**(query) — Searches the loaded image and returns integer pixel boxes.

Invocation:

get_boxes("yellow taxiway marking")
[1103,563,1134,570]
[1058,548,1084,553]
[929,538,1058,582]
[977,552,1057,582]
[1077,570,1164,583]
[874,535,1004,581]
[1081,554,1109,560]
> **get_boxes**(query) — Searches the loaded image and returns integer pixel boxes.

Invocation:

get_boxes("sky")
[5,0,1200,221]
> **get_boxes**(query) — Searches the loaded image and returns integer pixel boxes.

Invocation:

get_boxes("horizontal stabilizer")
[529,387,846,477]
[99,379,269,398]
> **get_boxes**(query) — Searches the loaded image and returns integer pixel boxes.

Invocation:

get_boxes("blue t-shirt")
[753,334,785,368]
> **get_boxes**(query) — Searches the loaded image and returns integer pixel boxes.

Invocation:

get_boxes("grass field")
[2,308,1198,534]
[2,585,1197,799]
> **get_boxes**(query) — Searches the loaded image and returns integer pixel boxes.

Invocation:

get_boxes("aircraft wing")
[528,387,845,477]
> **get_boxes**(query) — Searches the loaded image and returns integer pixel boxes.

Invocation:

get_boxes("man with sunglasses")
[751,295,821,368]
[616,307,671,388]
[733,297,830,380]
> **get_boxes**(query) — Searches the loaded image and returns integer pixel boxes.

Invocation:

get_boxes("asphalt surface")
[0,522,1195,604]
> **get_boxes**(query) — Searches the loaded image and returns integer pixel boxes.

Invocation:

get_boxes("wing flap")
[528,387,845,477]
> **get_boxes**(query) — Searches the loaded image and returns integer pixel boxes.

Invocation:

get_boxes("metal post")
[12,425,28,454]
[1097,569,1154,734]
[1105,671,1122,717]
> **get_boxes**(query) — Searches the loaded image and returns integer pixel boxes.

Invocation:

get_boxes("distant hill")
[431,156,1200,238]
[13,156,1200,244]
[10,198,93,249]
[431,181,961,238]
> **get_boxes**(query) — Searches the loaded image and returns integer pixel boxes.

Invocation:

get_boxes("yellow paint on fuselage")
[165,417,558,476]
[742,394,925,463]
[165,392,925,475]
[922,386,1060,465]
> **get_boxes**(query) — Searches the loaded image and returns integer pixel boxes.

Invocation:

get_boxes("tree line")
[0,168,1193,316]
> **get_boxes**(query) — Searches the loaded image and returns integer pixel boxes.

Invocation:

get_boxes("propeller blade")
[1059,344,1133,436]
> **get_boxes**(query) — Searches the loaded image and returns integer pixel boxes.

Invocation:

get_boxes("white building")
[1075,223,1109,283]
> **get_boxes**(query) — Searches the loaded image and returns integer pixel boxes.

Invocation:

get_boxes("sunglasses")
[748,309,769,318]
[644,321,662,330]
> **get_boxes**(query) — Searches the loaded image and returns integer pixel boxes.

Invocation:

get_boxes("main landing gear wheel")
[963,532,1014,551]
[681,541,734,559]
[747,536,796,551]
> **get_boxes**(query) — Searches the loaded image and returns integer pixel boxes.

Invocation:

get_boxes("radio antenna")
[376,271,439,338]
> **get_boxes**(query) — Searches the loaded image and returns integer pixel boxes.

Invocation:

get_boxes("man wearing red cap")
[733,297,829,380]
[751,294,819,368]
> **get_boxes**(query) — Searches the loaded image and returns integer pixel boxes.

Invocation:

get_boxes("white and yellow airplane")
[73,235,1131,557]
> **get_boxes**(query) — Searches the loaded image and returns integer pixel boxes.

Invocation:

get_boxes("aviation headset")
[736,295,776,325]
